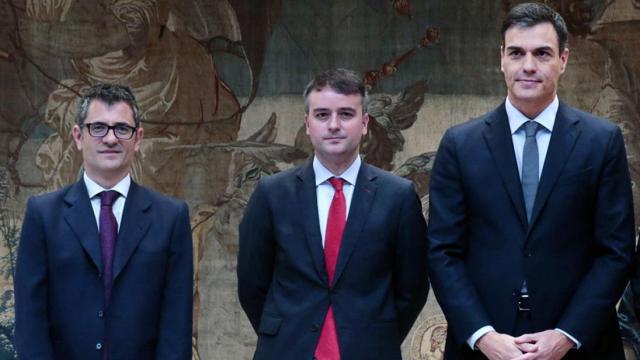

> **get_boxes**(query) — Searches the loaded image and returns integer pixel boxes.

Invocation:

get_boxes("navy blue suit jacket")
[14,180,193,359]
[237,161,429,360]
[427,102,635,359]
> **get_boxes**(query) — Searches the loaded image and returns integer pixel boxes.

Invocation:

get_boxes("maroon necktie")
[315,178,346,360]
[99,190,119,306]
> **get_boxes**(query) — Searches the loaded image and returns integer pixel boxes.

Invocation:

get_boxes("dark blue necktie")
[99,190,119,306]
[522,121,541,222]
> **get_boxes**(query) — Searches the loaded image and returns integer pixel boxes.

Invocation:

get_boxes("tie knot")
[100,190,120,207]
[523,121,542,138]
[328,177,345,192]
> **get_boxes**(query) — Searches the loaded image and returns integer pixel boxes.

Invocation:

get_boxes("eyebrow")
[86,121,135,126]
[312,107,357,113]
[505,45,554,53]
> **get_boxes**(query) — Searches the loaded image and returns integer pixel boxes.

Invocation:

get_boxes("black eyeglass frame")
[81,122,138,140]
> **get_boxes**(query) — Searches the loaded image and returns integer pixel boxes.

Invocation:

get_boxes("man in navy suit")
[237,68,429,360]
[14,84,193,359]
[427,3,635,360]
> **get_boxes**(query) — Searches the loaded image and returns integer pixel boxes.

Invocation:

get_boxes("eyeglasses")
[82,122,137,140]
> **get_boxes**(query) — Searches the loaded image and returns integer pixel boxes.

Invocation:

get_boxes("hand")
[476,331,524,360]
[513,330,573,360]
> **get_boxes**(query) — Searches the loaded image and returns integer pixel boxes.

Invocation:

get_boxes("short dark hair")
[502,2,568,54]
[77,83,141,126]
[303,68,368,113]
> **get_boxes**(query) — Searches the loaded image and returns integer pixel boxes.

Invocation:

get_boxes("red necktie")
[315,178,346,360]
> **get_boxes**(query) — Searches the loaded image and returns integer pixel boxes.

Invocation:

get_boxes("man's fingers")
[515,341,538,353]
[512,352,538,360]
[514,333,537,344]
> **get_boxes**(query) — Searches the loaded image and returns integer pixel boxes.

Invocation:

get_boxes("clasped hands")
[476,329,573,360]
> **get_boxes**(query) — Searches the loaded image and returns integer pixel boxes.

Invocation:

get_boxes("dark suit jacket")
[427,102,636,359]
[237,161,429,360]
[14,179,193,360]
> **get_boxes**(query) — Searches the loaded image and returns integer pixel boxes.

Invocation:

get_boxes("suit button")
[98,310,104,318]
[96,342,103,350]
[311,324,320,332]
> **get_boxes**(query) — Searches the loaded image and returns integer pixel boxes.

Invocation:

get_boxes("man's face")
[305,87,369,166]
[72,100,143,183]
[501,22,569,117]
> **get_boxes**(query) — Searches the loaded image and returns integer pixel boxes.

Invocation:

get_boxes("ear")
[133,127,144,152]
[361,113,369,136]
[72,125,83,150]
[305,114,310,135]
[559,47,570,74]
[499,45,505,73]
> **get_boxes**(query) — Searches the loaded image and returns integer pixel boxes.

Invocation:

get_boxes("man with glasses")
[14,84,193,359]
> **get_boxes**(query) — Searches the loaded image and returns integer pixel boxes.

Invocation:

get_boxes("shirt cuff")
[555,328,581,349]
[467,325,495,349]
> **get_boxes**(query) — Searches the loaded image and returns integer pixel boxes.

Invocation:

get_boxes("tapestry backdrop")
[1,0,640,359]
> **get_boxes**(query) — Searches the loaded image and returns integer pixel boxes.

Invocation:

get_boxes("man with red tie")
[238,68,429,359]
[14,84,193,359]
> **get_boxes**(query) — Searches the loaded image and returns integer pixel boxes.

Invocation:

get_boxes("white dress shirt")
[313,156,361,247]
[468,97,580,349]
[84,172,131,232]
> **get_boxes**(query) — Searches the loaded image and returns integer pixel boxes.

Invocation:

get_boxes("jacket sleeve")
[426,128,493,346]
[155,202,194,359]
[237,180,276,333]
[555,127,635,348]
[393,182,429,340]
[14,196,55,359]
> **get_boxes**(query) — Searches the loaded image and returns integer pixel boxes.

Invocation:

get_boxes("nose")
[522,53,536,73]
[101,128,119,144]
[327,113,340,131]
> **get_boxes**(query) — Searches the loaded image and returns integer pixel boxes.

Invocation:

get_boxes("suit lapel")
[482,104,528,230]
[527,103,581,231]
[298,162,329,284]
[332,163,377,287]
[112,181,152,281]
[63,180,102,271]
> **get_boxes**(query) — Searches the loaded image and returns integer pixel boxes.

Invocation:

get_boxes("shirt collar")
[313,156,361,186]
[506,96,558,134]
[83,172,131,199]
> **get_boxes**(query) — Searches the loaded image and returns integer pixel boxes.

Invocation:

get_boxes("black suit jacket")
[14,180,193,359]
[427,102,635,359]
[237,161,429,360]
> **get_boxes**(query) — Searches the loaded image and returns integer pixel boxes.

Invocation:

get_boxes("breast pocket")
[556,167,592,186]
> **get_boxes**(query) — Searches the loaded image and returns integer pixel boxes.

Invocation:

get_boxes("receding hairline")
[303,68,368,114]
[305,87,367,114]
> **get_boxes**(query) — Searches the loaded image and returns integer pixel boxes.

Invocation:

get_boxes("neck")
[316,153,358,176]
[85,170,128,189]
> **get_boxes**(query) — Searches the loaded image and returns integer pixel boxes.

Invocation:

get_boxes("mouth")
[516,79,541,84]
[98,149,122,155]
